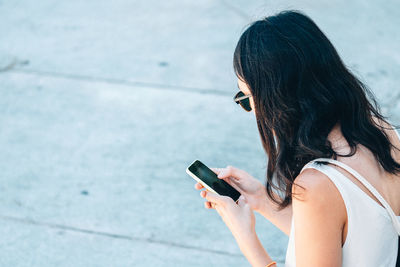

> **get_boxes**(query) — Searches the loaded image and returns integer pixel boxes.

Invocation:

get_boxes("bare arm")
[236,232,276,267]
[240,168,345,266]
[291,168,344,266]
[257,191,293,237]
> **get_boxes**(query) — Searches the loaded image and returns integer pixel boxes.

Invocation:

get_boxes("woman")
[195,10,400,266]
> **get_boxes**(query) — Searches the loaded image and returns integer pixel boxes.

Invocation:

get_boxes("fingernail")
[217,170,225,178]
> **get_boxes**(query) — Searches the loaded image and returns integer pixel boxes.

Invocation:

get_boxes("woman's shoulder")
[291,168,346,263]
[293,168,347,222]
[294,168,344,198]
[294,167,332,194]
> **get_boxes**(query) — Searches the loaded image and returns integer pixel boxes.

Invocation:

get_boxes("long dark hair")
[233,10,400,210]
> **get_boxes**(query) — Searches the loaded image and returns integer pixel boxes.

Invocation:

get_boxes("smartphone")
[186,159,241,203]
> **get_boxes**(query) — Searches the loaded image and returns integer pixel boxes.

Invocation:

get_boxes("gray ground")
[0,0,399,266]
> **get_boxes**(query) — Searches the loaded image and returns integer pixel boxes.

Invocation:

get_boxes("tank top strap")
[301,157,400,235]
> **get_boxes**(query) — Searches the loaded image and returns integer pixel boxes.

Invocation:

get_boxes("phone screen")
[188,160,241,202]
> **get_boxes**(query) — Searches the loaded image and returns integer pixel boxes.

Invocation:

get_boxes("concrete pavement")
[0,0,399,266]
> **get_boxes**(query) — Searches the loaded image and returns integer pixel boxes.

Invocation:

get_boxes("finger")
[210,167,222,175]
[218,165,244,179]
[208,169,244,195]
[204,201,212,209]
[194,182,204,190]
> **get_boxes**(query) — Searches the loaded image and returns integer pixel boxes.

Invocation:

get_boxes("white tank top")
[285,124,400,266]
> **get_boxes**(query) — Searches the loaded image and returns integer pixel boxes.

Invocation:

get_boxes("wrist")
[234,229,257,248]
[236,232,274,267]
[255,194,272,217]
[236,230,258,253]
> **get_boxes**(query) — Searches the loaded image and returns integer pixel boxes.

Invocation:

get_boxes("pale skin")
[194,78,400,266]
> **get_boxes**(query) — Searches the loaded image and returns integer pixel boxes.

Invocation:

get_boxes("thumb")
[202,190,225,206]
[217,166,243,180]
[210,167,222,175]
[237,195,248,207]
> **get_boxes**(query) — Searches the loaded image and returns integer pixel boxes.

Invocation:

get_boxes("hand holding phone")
[194,164,268,213]
[186,160,241,203]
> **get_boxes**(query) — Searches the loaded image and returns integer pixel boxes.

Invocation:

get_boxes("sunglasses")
[234,91,253,112]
